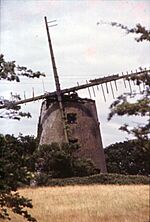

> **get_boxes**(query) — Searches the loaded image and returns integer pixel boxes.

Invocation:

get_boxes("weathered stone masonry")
[37,96,107,173]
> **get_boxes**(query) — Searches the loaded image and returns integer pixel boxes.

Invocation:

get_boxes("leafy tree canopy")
[105,140,149,175]
[0,134,37,221]
[107,22,150,150]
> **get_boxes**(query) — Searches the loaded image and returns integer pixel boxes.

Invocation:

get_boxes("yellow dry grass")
[7,185,149,222]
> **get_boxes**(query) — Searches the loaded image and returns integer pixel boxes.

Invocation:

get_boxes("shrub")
[34,143,97,185]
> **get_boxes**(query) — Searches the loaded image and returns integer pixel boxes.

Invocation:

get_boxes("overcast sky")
[0,0,150,147]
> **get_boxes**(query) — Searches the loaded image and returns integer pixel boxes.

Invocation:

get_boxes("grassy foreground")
[10,185,149,222]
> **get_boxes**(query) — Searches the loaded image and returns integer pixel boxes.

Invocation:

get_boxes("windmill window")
[67,113,77,124]
[69,138,78,144]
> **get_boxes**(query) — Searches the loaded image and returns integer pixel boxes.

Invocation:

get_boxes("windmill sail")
[0,69,149,109]
[44,16,68,142]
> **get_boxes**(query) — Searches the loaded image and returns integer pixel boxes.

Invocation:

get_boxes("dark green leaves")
[105,140,150,175]
[0,134,37,221]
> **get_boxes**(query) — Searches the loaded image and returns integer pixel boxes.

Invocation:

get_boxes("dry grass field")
[8,185,149,222]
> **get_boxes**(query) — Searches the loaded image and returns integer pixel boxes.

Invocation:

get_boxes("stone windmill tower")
[38,95,106,172]
[0,17,148,173]
[38,17,107,172]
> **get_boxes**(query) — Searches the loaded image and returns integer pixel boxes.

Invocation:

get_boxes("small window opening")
[69,138,78,144]
[67,113,77,124]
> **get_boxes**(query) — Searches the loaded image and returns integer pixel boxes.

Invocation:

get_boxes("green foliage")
[34,143,77,178]
[44,173,149,187]
[72,158,99,177]
[0,134,37,221]
[108,73,150,151]
[34,143,97,184]
[107,23,150,177]
[0,192,36,221]
[107,25,150,178]
[108,95,150,119]
[0,54,45,120]
[0,53,46,220]
[104,140,150,175]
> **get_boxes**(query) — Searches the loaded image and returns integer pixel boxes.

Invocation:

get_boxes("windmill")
[0,17,149,173]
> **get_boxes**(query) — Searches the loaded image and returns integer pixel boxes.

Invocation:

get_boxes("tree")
[108,91,150,146]
[109,22,150,42]
[0,55,45,221]
[0,54,45,120]
[98,21,150,42]
[0,134,37,221]
[0,134,96,219]
[0,54,45,81]
[108,23,150,169]
[105,140,149,175]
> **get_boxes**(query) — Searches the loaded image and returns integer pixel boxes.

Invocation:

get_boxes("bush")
[34,143,97,185]
[105,140,150,176]
[45,173,149,187]
[72,158,98,177]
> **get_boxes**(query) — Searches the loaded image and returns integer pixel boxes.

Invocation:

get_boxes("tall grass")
[9,185,149,222]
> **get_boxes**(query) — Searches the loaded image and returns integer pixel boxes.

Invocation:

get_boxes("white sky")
[0,0,150,147]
